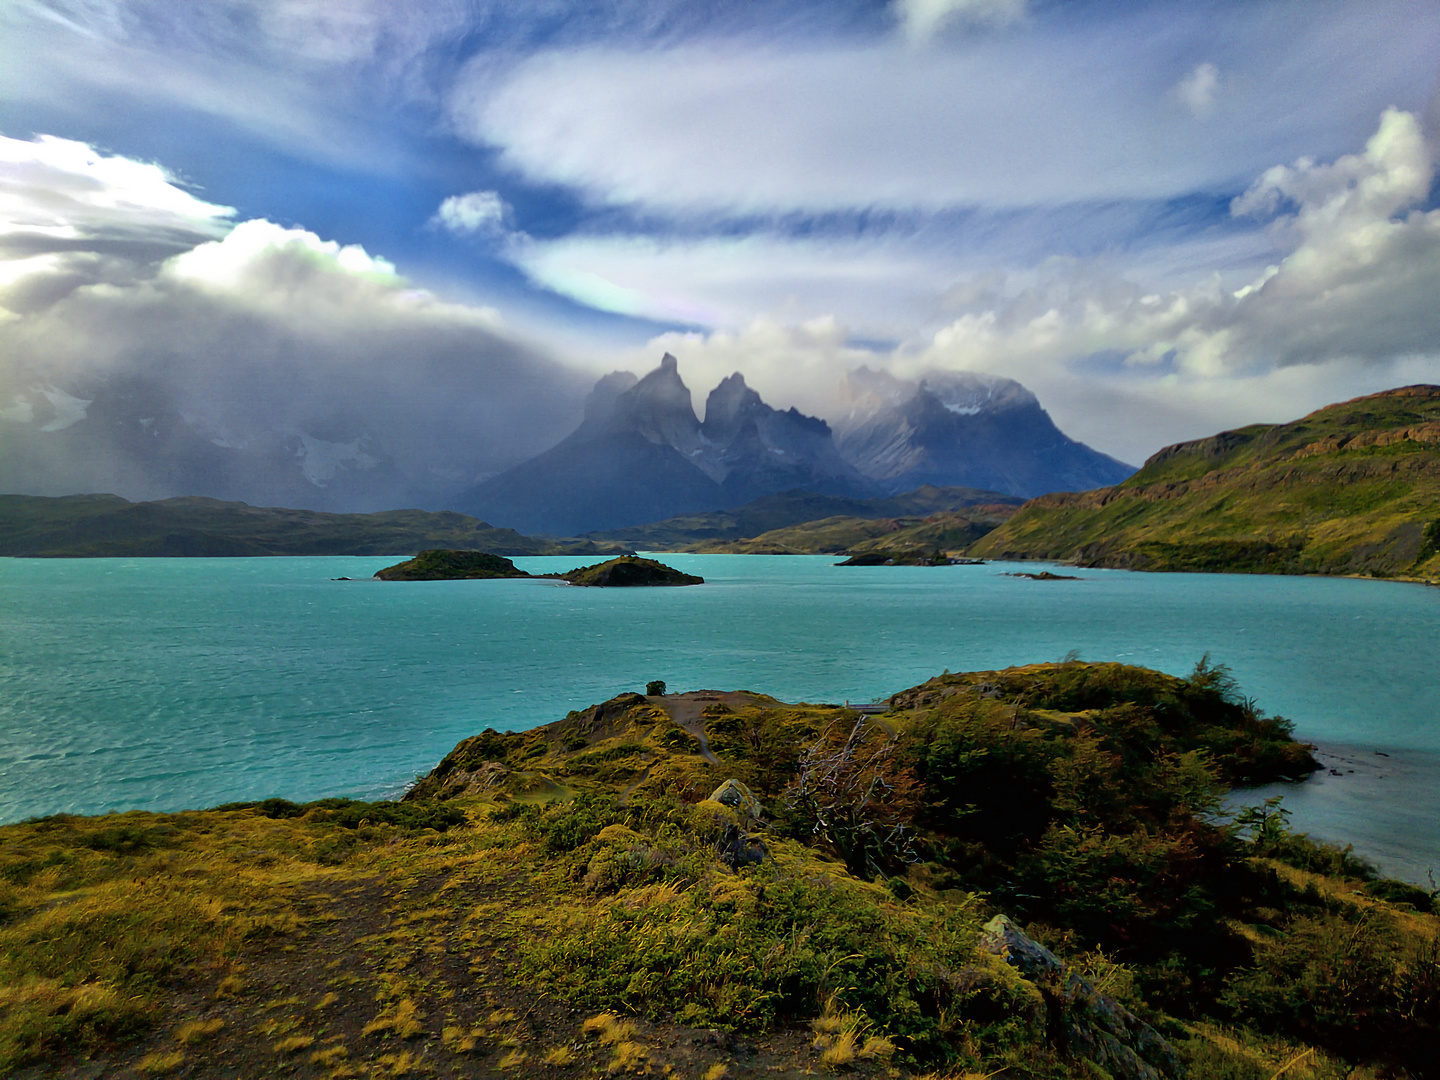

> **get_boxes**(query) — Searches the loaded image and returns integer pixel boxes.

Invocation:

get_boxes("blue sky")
[3,0,1440,464]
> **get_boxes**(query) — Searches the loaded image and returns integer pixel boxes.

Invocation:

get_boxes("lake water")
[2,555,1437,882]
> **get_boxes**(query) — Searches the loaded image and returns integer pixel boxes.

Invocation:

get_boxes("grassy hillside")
[688,507,1015,555]
[585,485,1021,550]
[971,385,1440,579]
[5,662,1436,1079]
[0,494,632,558]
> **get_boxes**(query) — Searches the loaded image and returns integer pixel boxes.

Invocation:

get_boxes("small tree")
[783,718,918,879]
[646,680,666,696]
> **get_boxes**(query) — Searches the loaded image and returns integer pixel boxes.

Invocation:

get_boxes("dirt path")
[28,843,885,1080]
[654,696,720,764]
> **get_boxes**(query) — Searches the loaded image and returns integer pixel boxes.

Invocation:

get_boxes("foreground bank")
[2,662,1436,1079]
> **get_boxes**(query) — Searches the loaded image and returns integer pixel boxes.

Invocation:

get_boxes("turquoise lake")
[1,555,1437,882]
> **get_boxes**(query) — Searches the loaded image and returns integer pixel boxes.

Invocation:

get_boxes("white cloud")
[0,133,234,232]
[895,0,1028,43]
[1175,62,1220,117]
[433,190,509,236]
[0,135,589,509]
[507,231,952,332]
[459,4,1439,214]
[575,109,1440,465]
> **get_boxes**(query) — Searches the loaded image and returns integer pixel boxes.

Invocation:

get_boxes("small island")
[373,551,703,587]
[837,550,985,566]
[373,549,531,580]
[552,555,703,587]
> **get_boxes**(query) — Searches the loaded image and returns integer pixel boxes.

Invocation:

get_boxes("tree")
[783,718,918,879]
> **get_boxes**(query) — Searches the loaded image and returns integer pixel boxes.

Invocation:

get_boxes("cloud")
[895,0,1028,42]
[909,109,1440,377]
[506,230,954,332]
[582,109,1440,465]
[0,136,589,510]
[1175,62,1220,118]
[433,190,510,236]
[459,3,1440,214]
[627,317,883,421]
[0,133,236,313]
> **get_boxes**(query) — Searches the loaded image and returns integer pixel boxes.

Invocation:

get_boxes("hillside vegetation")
[686,507,1015,556]
[0,494,631,558]
[585,485,1021,550]
[4,662,1436,1079]
[971,386,1440,579]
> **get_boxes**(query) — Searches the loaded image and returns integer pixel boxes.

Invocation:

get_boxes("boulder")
[980,915,1179,1080]
[709,779,764,820]
[716,822,768,870]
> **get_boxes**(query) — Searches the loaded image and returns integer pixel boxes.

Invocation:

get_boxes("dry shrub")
[136,1049,185,1074]
[362,996,424,1039]
[175,1016,224,1043]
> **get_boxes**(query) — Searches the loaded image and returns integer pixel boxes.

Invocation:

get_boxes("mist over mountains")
[2,323,1131,536]
[459,355,1133,535]
[833,367,1135,498]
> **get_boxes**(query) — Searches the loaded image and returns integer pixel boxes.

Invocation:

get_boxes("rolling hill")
[0,494,630,558]
[970,385,1440,580]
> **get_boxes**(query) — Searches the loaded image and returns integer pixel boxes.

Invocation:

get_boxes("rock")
[980,915,1180,1080]
[716,822,768,870]
[709,779,763,820]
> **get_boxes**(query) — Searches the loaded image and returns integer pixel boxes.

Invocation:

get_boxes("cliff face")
[970,384,1440,578]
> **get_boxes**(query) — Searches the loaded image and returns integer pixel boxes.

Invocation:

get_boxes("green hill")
[584,484,1021,549]
[0,494,632,558]
[971,385,1440,579]
[689,506,1015,555]
[5,661,1436,1079]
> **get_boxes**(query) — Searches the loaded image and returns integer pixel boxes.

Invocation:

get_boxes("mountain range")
[831,366,1134,497]
[458,355,1132,535]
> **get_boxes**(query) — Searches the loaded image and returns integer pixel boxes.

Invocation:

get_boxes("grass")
[971,386,1440,578]
[1,663,1436,1078]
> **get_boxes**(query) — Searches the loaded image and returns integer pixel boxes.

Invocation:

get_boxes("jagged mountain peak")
[582,371,640,424]
[455,355,878,533]
[605,355,702,453]
[701,372,764,443]
[917,371,1037,415]
[831,365,1133,498]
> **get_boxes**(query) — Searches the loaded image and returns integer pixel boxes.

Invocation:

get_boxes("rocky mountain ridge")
[455,354,879,535]
[460,356,1130,535]
[832,366,1135,497]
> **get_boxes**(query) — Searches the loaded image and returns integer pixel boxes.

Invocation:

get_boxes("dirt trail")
[654,696,720,764]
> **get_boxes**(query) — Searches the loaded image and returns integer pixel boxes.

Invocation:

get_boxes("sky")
[3,0,1440,472]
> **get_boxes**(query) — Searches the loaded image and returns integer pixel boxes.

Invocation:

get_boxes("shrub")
[646,680,667,696]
